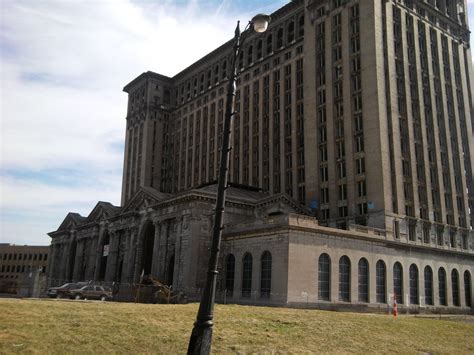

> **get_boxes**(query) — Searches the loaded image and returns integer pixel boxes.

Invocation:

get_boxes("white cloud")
[0,0,265,245]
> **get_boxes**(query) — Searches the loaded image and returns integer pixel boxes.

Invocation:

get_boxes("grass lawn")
[0,298,473,354]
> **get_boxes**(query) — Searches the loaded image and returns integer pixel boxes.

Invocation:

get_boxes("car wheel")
[75,294,81,300]
[100,295,107,302]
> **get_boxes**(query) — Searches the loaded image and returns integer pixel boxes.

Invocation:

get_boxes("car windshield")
[59,283,71,288]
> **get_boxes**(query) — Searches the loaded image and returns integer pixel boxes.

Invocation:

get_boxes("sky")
[0,0,288,246]
[1,0,474,246]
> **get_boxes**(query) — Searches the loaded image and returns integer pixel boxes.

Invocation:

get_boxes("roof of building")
[188,183,269,202]
[123,71,173,93]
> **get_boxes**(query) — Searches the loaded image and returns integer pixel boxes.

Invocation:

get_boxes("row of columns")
[48,218,180,288]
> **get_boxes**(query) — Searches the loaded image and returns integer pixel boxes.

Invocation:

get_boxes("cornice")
[223,222,474,259]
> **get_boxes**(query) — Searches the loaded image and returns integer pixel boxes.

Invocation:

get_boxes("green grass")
[0,298,472,354]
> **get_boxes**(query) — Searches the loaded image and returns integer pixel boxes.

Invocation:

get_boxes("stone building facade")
[0,244,49,294]
[48,0,473,312]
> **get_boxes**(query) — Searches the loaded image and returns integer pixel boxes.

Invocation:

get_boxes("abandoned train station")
[48,0,473,312]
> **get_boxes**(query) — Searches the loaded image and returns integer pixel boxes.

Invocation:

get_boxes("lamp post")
[187,13,271,355]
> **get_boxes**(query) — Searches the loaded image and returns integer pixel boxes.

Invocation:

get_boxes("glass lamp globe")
[251,14,271,33]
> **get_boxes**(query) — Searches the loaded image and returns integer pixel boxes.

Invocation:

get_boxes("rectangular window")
[354,114,363,132]
[357,180,366,197]
[337,161,346,179]
[355,135,364,152]
[423,225,430,244]
[357,203,368,215]
[338,184,347,200]
[356,158,365,174]
[408,224,416,241]
[337,141,345,158]
[320,145,328,161]
[320,208,330,220]
[394,221,400,239]
[320,165,329,182]
[320,187,329,204]
[338,206,348,217]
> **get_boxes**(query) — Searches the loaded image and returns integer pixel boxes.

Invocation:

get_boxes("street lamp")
[187,14,271,355]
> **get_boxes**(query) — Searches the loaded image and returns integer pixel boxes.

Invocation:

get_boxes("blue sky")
[0,0,473,246]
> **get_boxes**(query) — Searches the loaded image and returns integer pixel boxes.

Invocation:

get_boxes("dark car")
[70,285,113,301]
[47,282,89,298]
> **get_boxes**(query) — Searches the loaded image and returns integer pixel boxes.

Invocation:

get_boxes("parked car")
[70,285,113,301]
[47,282,89,298]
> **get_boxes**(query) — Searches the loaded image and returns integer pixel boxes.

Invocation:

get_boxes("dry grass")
[0,298,473,354]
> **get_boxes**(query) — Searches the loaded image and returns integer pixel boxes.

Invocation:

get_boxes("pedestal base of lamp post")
[187,323,213,355]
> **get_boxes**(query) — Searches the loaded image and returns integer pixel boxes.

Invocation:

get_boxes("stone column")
[58,243,65,282]
[369,259,377,304]
[86,236,97,280]
[60,238,72,282]
[93,228,105,281]
[72,239,84,282]
[151,221,161,277]
[402,263,410,306]
[157,220,170,281]
[459,271,466,308]
[173,233,182,290]
[64,232,77,283]
[126,227,138,283]
[330,257,339,303]
[446,269,453,307]
[133,225,144,283]
[350,260,358,304]
[56,243,65,283]
[386,262,394,305]
[105,232,118,282]
[120,229,131,283]
[47,243,57,287]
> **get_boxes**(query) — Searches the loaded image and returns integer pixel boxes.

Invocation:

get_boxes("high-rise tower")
[121,72,173,205]
[121,0,474,245]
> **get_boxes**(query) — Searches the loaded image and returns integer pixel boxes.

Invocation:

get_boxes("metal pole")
[187,21,241,355]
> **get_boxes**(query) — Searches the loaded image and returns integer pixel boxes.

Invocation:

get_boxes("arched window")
[376,260,386,303]
[339,256,351,302]
[409,264,419,305]
[464,271,472,308]
[318,253,331,300]
[266,34,273,54]
[393,262,403,303]
[277,28,284,48]
[298,15,304,37]
[257,40,263,59]
[225,254,235,297]
[452,269,460,306]
[358,258,369,303]
[260,251,272,298]
[287,21,295,43]
[424,266,433,305]
[438,267,447,306]
[242,253,253,297]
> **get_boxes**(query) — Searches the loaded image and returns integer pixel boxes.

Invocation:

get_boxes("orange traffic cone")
[393,298,398,318]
